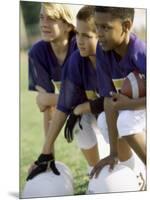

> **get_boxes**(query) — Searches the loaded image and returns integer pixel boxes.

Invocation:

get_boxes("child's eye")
[47,17,57,22]
[75,32,93,39]
[82,33,93,39]
[95,24,111,32]
[104,25,113,31]
[85,35,93,39]
[102,25,109,31]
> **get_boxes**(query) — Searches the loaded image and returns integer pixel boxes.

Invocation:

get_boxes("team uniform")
[57,49,102,150]
[28,36,77,93]
[96,33,146,141]
[96,33,146,188]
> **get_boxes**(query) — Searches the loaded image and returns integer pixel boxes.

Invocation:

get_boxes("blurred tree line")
[20,1,146,50]
[21,1,41,26]
[20,1,41,49]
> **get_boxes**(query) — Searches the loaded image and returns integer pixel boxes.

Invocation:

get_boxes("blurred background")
[20,1,146,196]
[20,1,146,50]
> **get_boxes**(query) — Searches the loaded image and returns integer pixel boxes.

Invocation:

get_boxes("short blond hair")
[41,2,75,27]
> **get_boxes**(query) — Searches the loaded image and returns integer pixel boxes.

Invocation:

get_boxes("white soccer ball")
[22,161,74,198]
[87,164,139,194]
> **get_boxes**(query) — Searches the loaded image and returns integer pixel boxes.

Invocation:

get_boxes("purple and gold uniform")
[96,33,146,96]
[28,36,77,93]
[58,49,102,150]
[57,49,99,114]
[97,33,146,147]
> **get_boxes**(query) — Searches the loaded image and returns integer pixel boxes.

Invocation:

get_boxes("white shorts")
[117,109,146,137]
[73,113,99,149]
[97,110,146,142]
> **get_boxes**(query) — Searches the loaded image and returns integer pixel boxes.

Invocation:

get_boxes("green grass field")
[20,50,89,196]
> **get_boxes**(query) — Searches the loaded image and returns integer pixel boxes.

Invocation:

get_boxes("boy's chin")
[42,35,55,42]
[42,37,50,42]
[79,52,88,57]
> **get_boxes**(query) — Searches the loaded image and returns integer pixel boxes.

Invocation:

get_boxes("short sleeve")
[28,44,55,93]
[96,44,116,96]
[57,51,87,114]
[132,41,146,76]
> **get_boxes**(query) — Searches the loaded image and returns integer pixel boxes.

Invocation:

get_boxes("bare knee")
[36,94,47,112]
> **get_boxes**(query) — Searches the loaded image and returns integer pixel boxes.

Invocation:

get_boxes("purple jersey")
[28,36,77,93]
[57,50,99,114]
[96,33,146,96]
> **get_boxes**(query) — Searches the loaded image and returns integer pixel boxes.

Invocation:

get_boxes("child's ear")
[67,24,74,32]
[122,19,133,33]
[64,23,74,33]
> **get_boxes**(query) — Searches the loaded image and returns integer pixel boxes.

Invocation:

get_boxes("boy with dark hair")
[90,6,146,181]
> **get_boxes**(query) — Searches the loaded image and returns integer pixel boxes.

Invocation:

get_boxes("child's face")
[94,12,126,51]
[40,6,69,42]
[76,20,98,57]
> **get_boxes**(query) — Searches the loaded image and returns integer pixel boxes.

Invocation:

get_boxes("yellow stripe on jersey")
[52,81,61,93]
[112,78,125,91]
[85,90,99,100]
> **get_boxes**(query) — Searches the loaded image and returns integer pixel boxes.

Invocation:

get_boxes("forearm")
[104,98,118,156]
[42,109,67,154]
[106,110,118,155]
[73,97,104,115]
[43,93,59,107]
[37,93,59,108]
[73,102,91,115]
[127,97,146,110]
[111,93,146,111]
